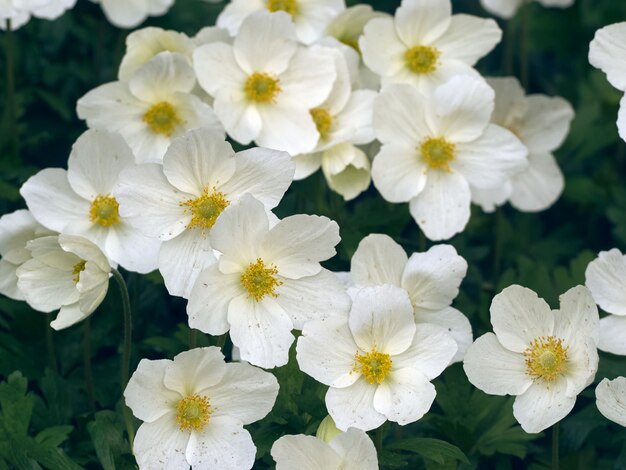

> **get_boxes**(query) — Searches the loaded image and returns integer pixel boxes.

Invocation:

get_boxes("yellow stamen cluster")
[310,107,333,140]
[266,0,297,16]
[89,195,121,227]
[404,45,441,75]
[72,260,86,283]
[354,349,392,385]
[143,101,182,136]
[420,137,456,171]
[176,394,213,432]
[180,188,230,230]
[240,258,282,302]
[524,336,569,382]
[244,72,282,104]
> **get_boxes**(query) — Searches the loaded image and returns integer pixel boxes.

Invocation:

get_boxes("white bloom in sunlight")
[596,377,626,427]
[0,0,75,30]
[193,11,337,155]
[20,129,161,274]
[585,248,626,355]
[480,0,574,20]
[187,194,350,369]
[116,130,295,299]
[297,284,456,431]
[589,22,626,142]
[77,51,223,164]
[0,210,53,300]
[350,234,471,363]
[16,234,111,330]
[217,0,344,45]
[360,0,501,93]
[463,285,599,434]
[93,0,173,29]
[272,428,378,469]
[472,77,574,213]
[371,76,527,240]
[124,347,278,470]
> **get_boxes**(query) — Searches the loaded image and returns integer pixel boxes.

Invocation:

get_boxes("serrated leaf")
[387,437,470,465]
[87,411,129,470]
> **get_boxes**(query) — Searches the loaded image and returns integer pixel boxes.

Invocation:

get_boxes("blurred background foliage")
[0,0,626,468]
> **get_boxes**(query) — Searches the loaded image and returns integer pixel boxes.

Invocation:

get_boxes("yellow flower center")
[244,72,282,104]
[143,101,182,136]
[266,0,297,16]
[310,107,333,140]
[404,45,441,75]
[420,137,456,171]
[524,336,569,382]
[180,188,230,230]
[72,260,86,283]
[176,394,213,432]
[89,195,121,227]
[240,258,282,302]
[354,349,392,385]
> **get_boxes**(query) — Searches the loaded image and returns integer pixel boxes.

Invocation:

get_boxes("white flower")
[271,428,378,469]
[0,210,53,300]
[217,0,344,45]
[472,77,574,213]
[0,0,75,30]
[596,377,626,427]
[589,22,626,142]
[480,0,574,20]
[371,75,527,240]
[124,347,279,470]
[349,234,471,363]
[297,284,457,431]
[77,51,223,164]
[115,129,294,299]
[187,194,350,368]
[463,285,599,433]
[20,129,161,274]
[360,0,501,93]
[93,0,173,29]
[193,11,337,155]
[16,234,111,330]
[584,248,626,355]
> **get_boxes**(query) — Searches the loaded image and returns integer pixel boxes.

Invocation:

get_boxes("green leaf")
[34,425,73,448]
[87,411,130,470]
[387,437,470,465]
[0,371,34,438]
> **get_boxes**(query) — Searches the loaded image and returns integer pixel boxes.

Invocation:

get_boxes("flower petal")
[598,315,626,355]
[585,248,626,316]
[589,22,626,92]
[373,84,430,146]
[133,413,190,470]
[395,0,451,45]
[351,233,407,288]
[360,17,406,78]
[434,14,501,66]
[415,307,473,363]
[596,377,626,427]
[164,347,227,396]
[371,143,426,203]
[553,285,599,346]
[272,435,342,470]
[513,380,576,433]
[509,152,564,212]
[326,378,386,432]
[518,95,574,154]
[373,368,436,425]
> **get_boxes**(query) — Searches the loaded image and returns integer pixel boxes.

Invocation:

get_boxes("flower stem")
[520,2,530,88]
[189,328,197,349]
[83,318,96,413]
[45,313,59,374]
[552,423,560,470]
[492,207,504,287]
[4,18,18,162]
[375,422,386,454]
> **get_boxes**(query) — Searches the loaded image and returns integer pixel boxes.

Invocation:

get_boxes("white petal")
[395,0,451,45]
[50,302,90,330]
[373,84,429,146]
[360,17,406,78]
[434,15,501,66]
[563,338,598,395]
[509,152,564,212]
[293,0,344,45]
[598,315,626,355]
[216,0,264,35]
[104,224,161,274]
[214,95,262,146]
[326,378,386,432]
[255,106,319,155]
[471,182,512,213]
[329,428,378,470]
[416,307,473,363]
[373,368,436,425]
[324,148,372,201]
[350,233,407,287]
[133,413,190,470]
[518,95,574,154]
[553,285,599,345]
[0,260,22,301]
[596,377,626,427]
[100,0,152,29]
[480,0,522,19]
[487,76,527,128]
[272,435,342,470]
[129,52,195,102]
[589,22,626,92]
[165,347,227,396]
[618,94,626,143]
[513,380,576,433]
[193,42,247,97]
[293,153,322,180]
[371,143,426,203]
[17,260,77,313]
[585,248,626,316]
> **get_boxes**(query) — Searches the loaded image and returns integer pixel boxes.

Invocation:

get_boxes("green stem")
[552,423,559,470]
[418,231,427,252]
[189,328,198,349]
[111,268,135,445]
[83,318,96,413]
[375,423,386,454]
[4,18,18,162]
[216,333,227,349]
[492,207,504,287]
[520,2,530,88]
[45,313,59,374]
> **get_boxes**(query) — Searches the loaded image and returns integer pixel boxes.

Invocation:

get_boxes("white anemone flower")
[472,77,574,213]
[297,284,457,431]
[463,285,599,434]
[115,130,295,299]
[350,234,471,363]
[20,129,161,274]
[589,22,626,142]
[371,75,527,240]
[193,11,337,155]
[272,428,378,469]
[217,0,344,45]
[93,0,173,29]
[16,234,111,330]
[596,377,626,427]
[360,0,501,93]
[0,210,53,300]
[187,194,350,369]
[0,0,75,30]
[124,347,279,470]
[585,248,626,355]
[77,51,223,164]
[481,0,574,20]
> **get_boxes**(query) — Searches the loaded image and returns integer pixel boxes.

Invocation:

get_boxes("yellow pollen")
[404,45,441,75]
[89,195,121,227]
[310,108,333,140]
[266,0,297,16]
[354,349,392,385]
[420,137,456,171]
[143,101,182,136]
[244,72,282,104]
[180,187,230,230]
[524,336,569,382]
[72,260,86,283]
[176,394,212,432]
[240,258,282,302]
